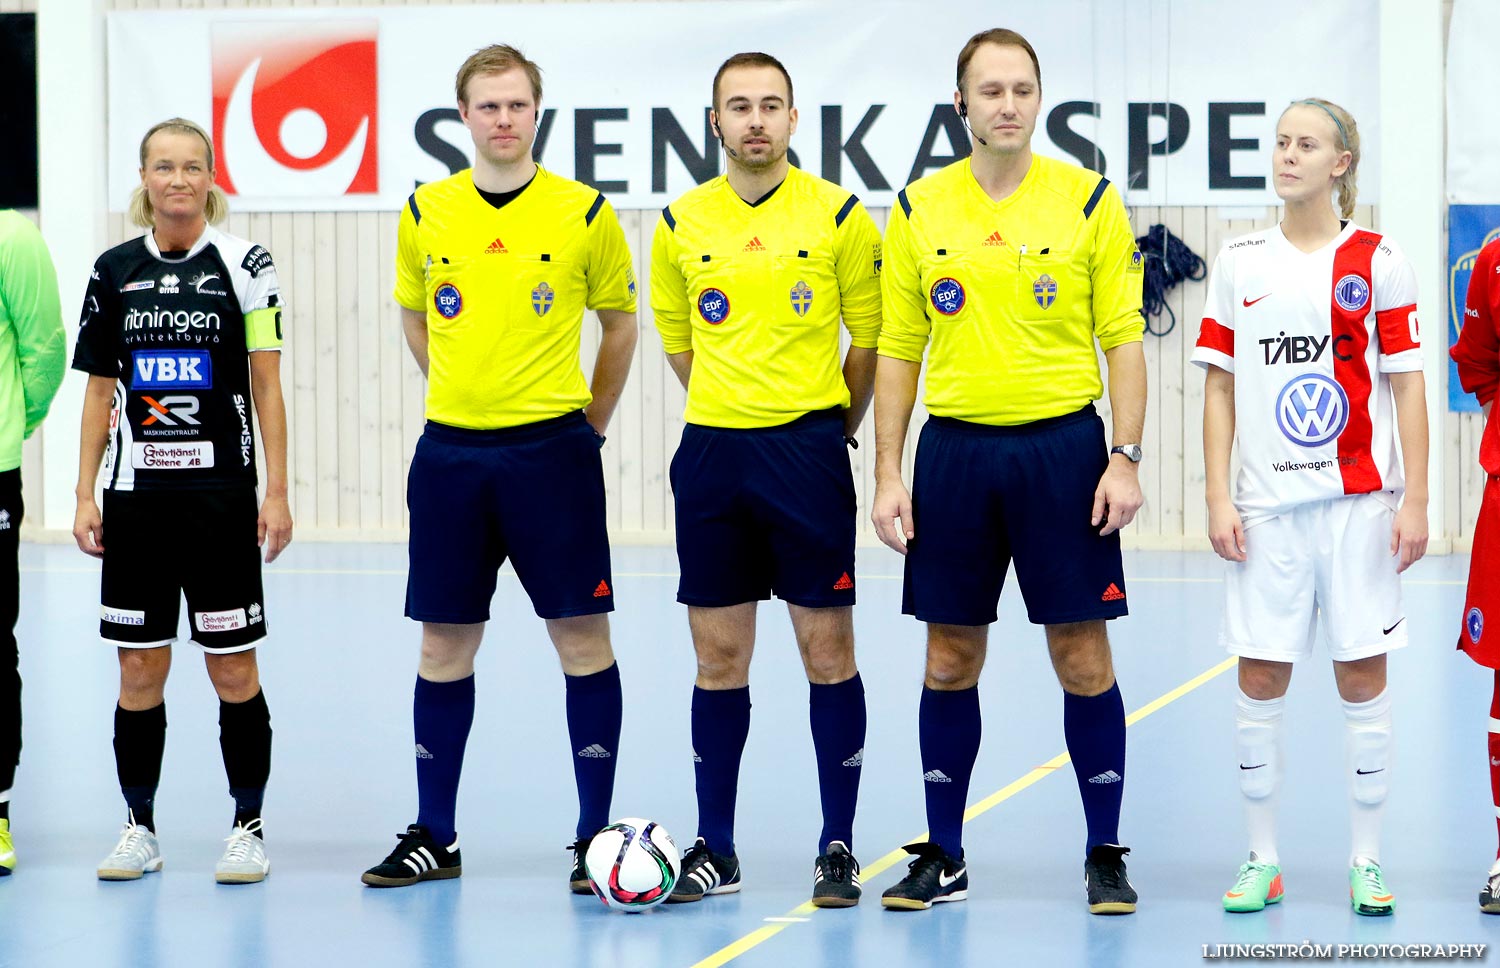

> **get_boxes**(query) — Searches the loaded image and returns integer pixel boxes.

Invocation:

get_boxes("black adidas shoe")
[567,837,592,895]
[811,841,862,908]
[1084,844,1138,914]
[881,842,967,911]
[361,824,462,887]
[666,837,741,902]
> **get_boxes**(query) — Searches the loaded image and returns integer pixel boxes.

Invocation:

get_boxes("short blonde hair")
[129,118,228,228]
[1284,98,1360,218]
[455,44,543,105]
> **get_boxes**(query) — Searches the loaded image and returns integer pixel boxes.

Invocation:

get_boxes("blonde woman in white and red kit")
[1191,99,1429,917]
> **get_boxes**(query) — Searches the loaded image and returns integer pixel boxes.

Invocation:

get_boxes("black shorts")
[100,487,267,652]
[903,406,1128,627]
[405,413,614,623]
[671,408,856,608]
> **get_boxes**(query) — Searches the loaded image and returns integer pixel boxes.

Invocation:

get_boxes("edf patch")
[434,283,463,319]
[930,277,965,316]
[790,280,813,317]
[698,288,730,324]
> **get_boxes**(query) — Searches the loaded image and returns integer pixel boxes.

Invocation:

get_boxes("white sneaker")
[215,819,270,884]
[97,812,163,881]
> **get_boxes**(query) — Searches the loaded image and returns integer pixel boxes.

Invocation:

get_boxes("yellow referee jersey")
[395,167,637,430]
[651,166,882,428]
[879,155,1143,426]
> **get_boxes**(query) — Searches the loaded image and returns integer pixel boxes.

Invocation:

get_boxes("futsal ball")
[584,817,680,912]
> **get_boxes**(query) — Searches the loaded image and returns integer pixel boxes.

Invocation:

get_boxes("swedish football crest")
[532,281,555,317]
[790,280,814,317]
[1033,273,1058,309]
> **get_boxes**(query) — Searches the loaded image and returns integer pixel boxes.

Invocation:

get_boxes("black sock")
[0,800,8,822]
[220,690,271,838]
[114,703,166,832]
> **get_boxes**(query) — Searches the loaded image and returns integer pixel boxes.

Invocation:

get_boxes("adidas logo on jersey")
[743,236,765,252]
[833,572,854,590]
[982,230,1006,246]
[842,748,864,768]
[593,580,611,598]
[1101,583,1126,602]
[415,744,434,760]
[1088,770,1122,784]
[923,770,952,783]
[576,744,612,759]
[484,238,508,254]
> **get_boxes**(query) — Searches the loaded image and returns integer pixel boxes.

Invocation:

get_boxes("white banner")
[1446,0,1500,204]
[106,0,1379,212]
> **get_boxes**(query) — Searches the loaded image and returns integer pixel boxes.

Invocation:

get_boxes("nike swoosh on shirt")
[1242,294,1271,307]
[1383,619,1405,635]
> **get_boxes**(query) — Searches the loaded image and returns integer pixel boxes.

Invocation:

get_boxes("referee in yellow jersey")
[872,29,1147,914]
[361,45,639,891]
[651,52,882,907]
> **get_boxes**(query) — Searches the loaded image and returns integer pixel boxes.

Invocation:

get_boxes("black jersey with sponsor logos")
[72,226,284,491]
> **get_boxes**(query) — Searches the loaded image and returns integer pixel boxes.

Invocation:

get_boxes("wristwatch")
[1110,444,1143,463]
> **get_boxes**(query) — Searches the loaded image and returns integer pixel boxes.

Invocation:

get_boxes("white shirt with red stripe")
[1191,222,1421,526]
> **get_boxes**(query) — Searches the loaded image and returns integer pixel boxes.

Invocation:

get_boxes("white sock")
[1343,688,1393,866]
[1236,689,1285,866]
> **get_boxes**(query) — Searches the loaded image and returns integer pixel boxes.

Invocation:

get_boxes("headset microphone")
[711,119,740,160]
[958,100,988,147]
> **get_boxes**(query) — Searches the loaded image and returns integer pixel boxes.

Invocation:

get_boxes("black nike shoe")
[811,841,862,908]
[881,842,967,911]
[666,837,742,902]
[361,824,462,887]
[568,837,593,895]
[1084,844,1138,914]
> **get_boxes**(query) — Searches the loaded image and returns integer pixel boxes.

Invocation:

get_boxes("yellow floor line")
[687,655,1239,968]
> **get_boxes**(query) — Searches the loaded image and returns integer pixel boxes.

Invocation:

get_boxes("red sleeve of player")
[1191,247,1235,371]
[1452,239,1500,407]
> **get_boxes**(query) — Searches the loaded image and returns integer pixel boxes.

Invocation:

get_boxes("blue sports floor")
[1,543,1495,967]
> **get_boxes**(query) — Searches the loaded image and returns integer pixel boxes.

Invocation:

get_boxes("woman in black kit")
[72,118,292,885]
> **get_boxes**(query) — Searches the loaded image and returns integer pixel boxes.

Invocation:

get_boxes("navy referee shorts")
[903,405,1128,627]
[671,408,856,608]
[406,412,613,623]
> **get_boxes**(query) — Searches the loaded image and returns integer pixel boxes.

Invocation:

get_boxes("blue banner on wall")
[1450,205,1500,412]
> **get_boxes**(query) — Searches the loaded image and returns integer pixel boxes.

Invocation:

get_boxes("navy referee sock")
[810,673,865,853]
[691,685,750,857]
[414,674,474,846]
[564,662,622,841]
[1064,681,1126,851]
[919,685,980,858]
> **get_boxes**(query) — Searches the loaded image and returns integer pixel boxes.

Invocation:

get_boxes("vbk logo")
[930,277,965,316]
[1334,273,1370,313]
[211,20,379,197]
[698,288,730,324]
[1275,373,1349,447]
[434,283,463,319]
[132,351,212,389]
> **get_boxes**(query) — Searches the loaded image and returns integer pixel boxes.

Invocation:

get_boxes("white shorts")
[1221,493,1408,663]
